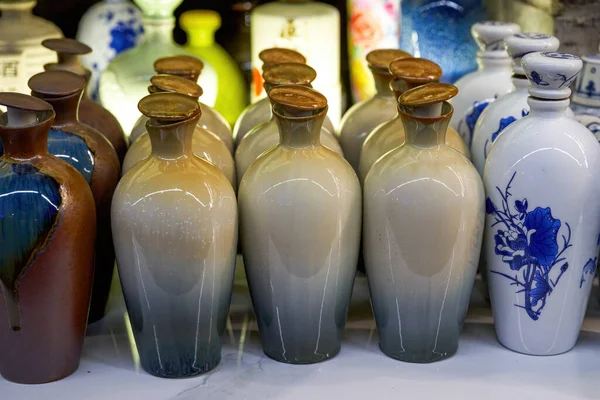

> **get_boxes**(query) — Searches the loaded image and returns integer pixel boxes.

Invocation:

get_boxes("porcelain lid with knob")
[259,48,306,68]
[572,54,600,107]
[262,63,317,86]
[472,21,521,58]
[366,49,412,75]
[268,85,327,117]
[522,51,582,100]
[134,0,182,18]
[148,74,204,98]
[138,92,201,122]
[389,58,442,84]
[505,33,560,76]
[153,55,204,81]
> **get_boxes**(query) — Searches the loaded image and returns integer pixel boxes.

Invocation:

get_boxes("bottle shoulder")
[339,97,397,136]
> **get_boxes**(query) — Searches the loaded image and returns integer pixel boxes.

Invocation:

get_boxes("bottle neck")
[400,103,451,148]
[274,109,326,149]
[186,28,216,47]
[512,76,529,92]
[0,1,34,20]
[372,71,395,97]
[0,109,54,160]
[527,97,570,118]
[477,55,512,72]
[142,17,175,44]
[37,91,82,126]
[147,114,200,160]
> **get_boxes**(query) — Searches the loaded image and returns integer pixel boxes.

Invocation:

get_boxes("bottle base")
[496,333,575,356]
[263,346,340,365]
[379,343,457,364]
[140,352,221,379]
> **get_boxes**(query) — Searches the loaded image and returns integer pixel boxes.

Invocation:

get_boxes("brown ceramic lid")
[138,92,201,122]
[268,85,327,114]
[153,55,204,77]
[42,38,92,56]
[149,74,204,98]
[28,70,86,97]
[367,49,412,73]
[262,63,316,86]
[399,83,458,107]
[0,92,52,112]
[259,48,306,67]
[389,58,442,83]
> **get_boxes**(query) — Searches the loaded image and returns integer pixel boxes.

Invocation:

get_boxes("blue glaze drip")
[47,128,95,183]
[0,161,61,330]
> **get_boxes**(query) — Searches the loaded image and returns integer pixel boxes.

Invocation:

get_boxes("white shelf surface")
[2,260,600,400]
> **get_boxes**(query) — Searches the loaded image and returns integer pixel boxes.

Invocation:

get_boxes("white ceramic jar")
[450,21,520,147]
[483,51,600,355]
[471,33,559,175]
[571,54,600,141]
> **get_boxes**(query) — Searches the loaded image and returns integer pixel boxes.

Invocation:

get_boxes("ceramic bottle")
[129,55,232,153]
[338,48,412,173]
[450,21,520,147]
[42,38,127,165]
[99,0,217,134]
[224,1,257,88]
[571,54,600,140]
[235,62,342,185]
[123,76,236,187]
[28,70,121,323]
[238,85,361,364]
[180,10,247,126]
[0,0,62,94]
[471,33,560,176]
[233,47,307,147]
[112,92,237,378]
[359,57,469,183]
[484,52,600,355]
[76,0,144,101]
[363,83,484,363]
[0,93,96,384]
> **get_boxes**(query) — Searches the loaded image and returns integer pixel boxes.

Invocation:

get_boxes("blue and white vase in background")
[571,53,600,140]
[450,21,520,147]
[483,51,600,355]
[471,33,559,175]
[400,0,486,84]
[77,0,144,101]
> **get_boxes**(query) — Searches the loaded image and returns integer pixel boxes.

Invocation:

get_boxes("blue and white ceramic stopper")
[505,33,559,76]
[572,54,600,107]
[522,51,583,100]
[472,21,521,57]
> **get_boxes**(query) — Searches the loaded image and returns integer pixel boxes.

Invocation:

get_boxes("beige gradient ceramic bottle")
[235,62,342,186]
[338,49,412,173]
[129,55,233,153]
[363,83,484,363]
[359,58,469,182]
[238,85,361,364]
[122,75,236,187]
[112,92,237,378]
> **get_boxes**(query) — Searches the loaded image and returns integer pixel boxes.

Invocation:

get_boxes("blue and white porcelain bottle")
[450,21,520,147]
[483,52,600,355]
[471,33,559,175]
[77,0,144,102]
[571,53,600,140]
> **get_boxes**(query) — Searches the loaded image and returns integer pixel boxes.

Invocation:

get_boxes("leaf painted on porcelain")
[48,128,95,183]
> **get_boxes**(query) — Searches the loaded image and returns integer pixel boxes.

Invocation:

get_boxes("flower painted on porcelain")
[350,8,385,48]
[579,257,597,288]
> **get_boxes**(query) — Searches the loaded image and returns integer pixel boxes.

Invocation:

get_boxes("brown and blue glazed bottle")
[28,70,121,323]
[363,83,484,363]
[238,85,361,364]
[112,92,237,378]
[42,38,127,164]
[0,93,96,383]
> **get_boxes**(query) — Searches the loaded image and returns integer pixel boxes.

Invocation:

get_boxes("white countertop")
[2,260,599,400]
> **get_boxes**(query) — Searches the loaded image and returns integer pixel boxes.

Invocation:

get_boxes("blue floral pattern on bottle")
[579,257,597,288]
[486,171,572,321]
[484,109,529,158]
[460,98,493,146]
[109,20,143,54]
[541,52,580,60]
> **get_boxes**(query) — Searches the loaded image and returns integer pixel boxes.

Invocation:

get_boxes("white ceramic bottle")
[471,33,559,175]
[483,51,600,355]
[450,21,520,147]
[571,54,600,140]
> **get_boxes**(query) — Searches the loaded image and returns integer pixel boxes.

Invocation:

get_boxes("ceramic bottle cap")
[259,48,306,67]
[180,10,221,32]
[366,49,412,74]
[389,58,442,83]
[42,38,92,78]
[134,0,182,19]
[28,70,86,98]
[472,21,521,57]
[398,83,458,118]
[522,52,582,100]
[138,92,201,122]
[572,54,600,107]
[505,33,559,76]
[268,85,327,116]
[153,55,204,81]
[262,63,317,86]
[0,92,53,127]
[149,74,204,98]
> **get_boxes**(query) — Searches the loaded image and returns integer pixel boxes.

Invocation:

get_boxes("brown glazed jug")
[28,70,121,323]
[235,62,341,186]
[42,38,127,164]
[359,58,470,182]
[123,75,236,187]
[238,85,361,364]
[130,55,233,153]
[0,93,96,383]
[112,92,237,378]
[338,49,412,173]
[233,47,307,147]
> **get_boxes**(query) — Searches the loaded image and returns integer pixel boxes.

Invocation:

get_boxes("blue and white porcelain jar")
[483,51,600,355]
[76,0,144,101]
[571,53,600,140]
[450,21,520,147]
[470,33,559,175]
